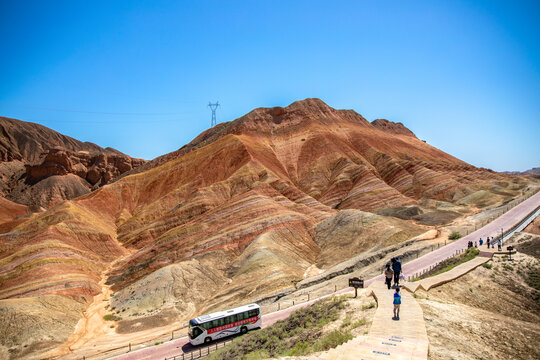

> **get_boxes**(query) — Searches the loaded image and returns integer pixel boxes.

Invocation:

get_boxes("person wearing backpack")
[391,257,402,287]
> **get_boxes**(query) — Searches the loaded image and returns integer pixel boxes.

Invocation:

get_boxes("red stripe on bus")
[206,316,259,334]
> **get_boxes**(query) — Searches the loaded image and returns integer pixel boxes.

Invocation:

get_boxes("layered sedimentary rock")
[0,99,533,358]
[0,117,145,208]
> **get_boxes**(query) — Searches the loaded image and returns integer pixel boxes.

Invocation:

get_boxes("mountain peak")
[371,119,416,137]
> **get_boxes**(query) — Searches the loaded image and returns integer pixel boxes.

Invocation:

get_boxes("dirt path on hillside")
[43,263,117,359]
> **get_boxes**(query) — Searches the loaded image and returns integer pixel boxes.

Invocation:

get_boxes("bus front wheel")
[240,326,248,335]
[204,337,212,344]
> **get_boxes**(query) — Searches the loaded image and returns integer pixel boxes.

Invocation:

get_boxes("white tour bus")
[188,303,261,345]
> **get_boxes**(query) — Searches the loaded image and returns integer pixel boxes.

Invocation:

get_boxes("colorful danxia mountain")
[0,99,536,359]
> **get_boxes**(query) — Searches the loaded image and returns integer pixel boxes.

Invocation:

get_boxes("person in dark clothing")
[384,264,393,290]
[391,257,402,286]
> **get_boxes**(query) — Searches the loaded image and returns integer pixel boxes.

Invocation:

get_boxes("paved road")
[364,190,540,287]
[109,190,540,360]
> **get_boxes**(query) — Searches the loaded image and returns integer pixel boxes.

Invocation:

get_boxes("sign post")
[348,277,364,298]
[507,246,514,261]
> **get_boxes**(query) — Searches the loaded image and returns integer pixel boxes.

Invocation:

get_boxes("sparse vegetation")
[417,248,480,280]
[482,262,493,269]
[207,295,368,360]
[340,316,351,328]
[351,319,366,328]
[503,264,514,271]
[361,302,376,310]
[449,231,462,240]
[103,314,121,321]
[517,261,540,305]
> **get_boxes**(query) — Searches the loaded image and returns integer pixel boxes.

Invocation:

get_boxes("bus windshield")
[188,325,203,339]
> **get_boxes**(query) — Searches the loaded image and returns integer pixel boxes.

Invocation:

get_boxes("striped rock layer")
[0,99,528,356]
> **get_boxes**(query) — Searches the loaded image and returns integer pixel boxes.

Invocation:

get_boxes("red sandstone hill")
[0,116,145,208]
[0,99,534,359]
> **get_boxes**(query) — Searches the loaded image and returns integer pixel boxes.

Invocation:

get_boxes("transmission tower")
[208,101,220,127]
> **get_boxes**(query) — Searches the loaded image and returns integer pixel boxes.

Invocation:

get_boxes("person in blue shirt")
[393,288,401,320]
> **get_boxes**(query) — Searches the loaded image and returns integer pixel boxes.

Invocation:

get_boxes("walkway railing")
[165,339,234,360]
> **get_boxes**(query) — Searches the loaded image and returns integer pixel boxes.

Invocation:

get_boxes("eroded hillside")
[0,116,145,209]
[0,99,535,359]
[417,244,540,360]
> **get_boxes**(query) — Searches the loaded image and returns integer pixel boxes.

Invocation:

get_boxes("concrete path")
[321,281,428,360]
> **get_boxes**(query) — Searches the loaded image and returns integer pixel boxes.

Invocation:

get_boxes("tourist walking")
[391,257,402,287]
[393,288,401,320]
[384,264,393,290]
[479,238,483,246]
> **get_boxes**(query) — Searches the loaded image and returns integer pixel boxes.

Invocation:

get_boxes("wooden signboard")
[349,277,364,298]
[349,277,364,288]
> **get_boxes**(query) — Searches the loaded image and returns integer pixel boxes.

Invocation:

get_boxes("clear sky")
[1,0,539,172]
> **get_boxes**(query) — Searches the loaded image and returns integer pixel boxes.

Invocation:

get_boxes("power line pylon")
[208,101,220,127]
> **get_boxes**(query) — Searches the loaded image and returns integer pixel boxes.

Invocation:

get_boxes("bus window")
[218,317,225,326]
[190,327,203,339]
[248,309,258,317]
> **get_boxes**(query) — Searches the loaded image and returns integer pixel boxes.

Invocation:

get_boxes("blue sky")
[1,0,539,171]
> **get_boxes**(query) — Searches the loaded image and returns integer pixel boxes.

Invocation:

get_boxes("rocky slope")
[418,249,540,360]
[0,116,145,208]
[0,99,535,359]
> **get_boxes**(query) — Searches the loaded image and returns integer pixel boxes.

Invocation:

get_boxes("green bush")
[340,316,351,328]
[244,350,270,360]
[482,263,493,269]
[313,330,353,352]
[351,319,367,328]
[448,231,462,240]
[103,314,115,321]
[361,302,376,310]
